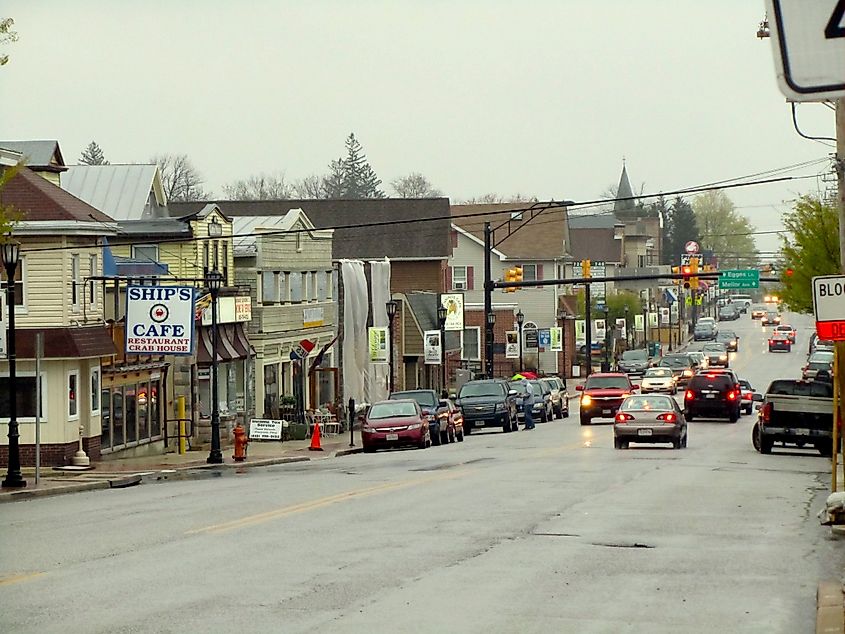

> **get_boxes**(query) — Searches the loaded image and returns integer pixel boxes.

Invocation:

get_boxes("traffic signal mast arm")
[495,271,779,290]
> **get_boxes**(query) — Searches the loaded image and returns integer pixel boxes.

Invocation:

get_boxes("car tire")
[729,410,738,423]
[580,414,591,426]
[562,406,569,419]
[363,446,377,454]
[440,430,449,445]
[457,429,464,442]
[817,441,833,457]
[464,425,472,436]
[682,432,688,448]
[672,438,682,449]
[686,413,694,422]
[759,433,773,454]
[614,437,624,450]
[744,405,752,415]
[432,428,442,446]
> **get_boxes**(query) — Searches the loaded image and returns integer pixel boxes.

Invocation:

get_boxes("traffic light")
[513,265,523,285]
[503,266,523,292]
[583,259,591,278]
[689,257,699,290]
[681,264,692,289]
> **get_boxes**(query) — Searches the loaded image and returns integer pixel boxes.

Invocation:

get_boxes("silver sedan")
[613,394,688,450]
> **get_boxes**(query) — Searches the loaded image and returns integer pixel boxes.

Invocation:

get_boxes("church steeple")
[613,160,637,218]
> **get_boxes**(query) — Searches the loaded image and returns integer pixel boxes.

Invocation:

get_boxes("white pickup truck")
[752,379,834,456]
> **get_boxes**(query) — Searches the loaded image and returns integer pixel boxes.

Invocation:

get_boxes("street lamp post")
[206,270,224,465]
[516,309,524,373]
[386,300,397,393]
[624,305,630,349]
[437,305,448,395]
[603,306,611,372]
[486,311,496,378]
[2,242,24,488]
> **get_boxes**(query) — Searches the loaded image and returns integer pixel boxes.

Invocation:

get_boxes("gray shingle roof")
[0,140,65,170]
[568,213,616,229]
[169,198,452,260]
[62,164,166,220]
[405,292,438,333]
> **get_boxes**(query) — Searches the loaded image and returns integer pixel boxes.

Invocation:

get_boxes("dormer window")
[208,217,222,237]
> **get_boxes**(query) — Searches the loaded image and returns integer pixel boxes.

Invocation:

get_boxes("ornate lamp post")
[1,241,24,488]
[516,309,524,373]
[624,305,630,348]
[602,306,611,372]
[486,311,496,378]
[386,300,397,393]
[437,304,448,394]
[206,270,224,465]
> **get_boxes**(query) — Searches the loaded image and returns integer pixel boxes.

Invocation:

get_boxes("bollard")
[177,395,187,455]
[348,398,356,447]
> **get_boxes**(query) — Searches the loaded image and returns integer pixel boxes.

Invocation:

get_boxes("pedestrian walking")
[521,377,535,430]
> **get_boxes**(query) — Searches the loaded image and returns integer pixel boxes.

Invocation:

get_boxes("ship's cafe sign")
[125,286,196,356]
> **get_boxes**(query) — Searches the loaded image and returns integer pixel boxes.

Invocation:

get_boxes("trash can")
[648,342,661,358]
[289,422,308,441]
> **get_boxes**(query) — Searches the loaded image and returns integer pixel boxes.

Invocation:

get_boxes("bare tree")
[0,18,18,67]
[391,172,443,198]
[459,193,537,204]
[150,153,211,202]
[222,172,293,200]
[292,174,329,199]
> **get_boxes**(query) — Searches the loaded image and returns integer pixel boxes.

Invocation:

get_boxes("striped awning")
[197,323,254,364]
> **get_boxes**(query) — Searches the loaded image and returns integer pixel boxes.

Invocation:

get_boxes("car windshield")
[459,382,504,398]
[389,391,437,407]
[659,355,691,368]
[585,376,630,389]
[621,349,648,361]
[703,344,726,352]
[775,325,792,331]
[738,380,751,389]
[508,381,527,393]
[644,368,673,378]
[716,333,735,341]
[752,304,766,311]
[530,380,549,393]
[369,401,418,419]
[810,352,834,362]
[540,379,556,391]
[621,395,674,411]
[694,323,714,331]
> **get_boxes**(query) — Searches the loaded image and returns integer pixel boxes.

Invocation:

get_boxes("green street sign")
[720,269,760,289]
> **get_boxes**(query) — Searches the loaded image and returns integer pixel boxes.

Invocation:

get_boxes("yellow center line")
[186,468,472,536]
[0,572,45,586]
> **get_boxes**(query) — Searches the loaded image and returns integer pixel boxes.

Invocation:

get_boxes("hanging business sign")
[424,330,442,364]
[505,331,519,358]
[634,314,645,332]
[368,326,389,363]
[125,285,196,356]
[440,293,464,331]
[538,328,551,350]
[615,318,627,338]
[549,327,563,352]
[594,319,606,339]
[660,307,670,325]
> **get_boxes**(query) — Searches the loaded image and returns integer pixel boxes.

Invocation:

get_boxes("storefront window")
[137,381,150,440]
[0,376,40,419]
[101,389,111,449]
[67,371,79,419]
[150,381,161,437]
[90,367,100,414]
[264,363,278,418]
[125,386,137,443]
[112,388,124,446]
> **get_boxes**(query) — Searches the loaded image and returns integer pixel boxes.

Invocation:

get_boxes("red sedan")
[362,399,431,453]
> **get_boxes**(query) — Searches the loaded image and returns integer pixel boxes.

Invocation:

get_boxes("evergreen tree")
[663,196,700,266]
[326,133,384,199]
[79,141,109,165]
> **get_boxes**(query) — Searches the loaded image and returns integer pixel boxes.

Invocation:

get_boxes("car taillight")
[727,390,737,401]
[685,390,694,400]
[656,412,676,423]
[615,412,634,423]
[760,402,772,424]
[743,392,752,399]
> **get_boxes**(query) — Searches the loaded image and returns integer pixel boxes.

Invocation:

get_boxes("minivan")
[727,294,752,312]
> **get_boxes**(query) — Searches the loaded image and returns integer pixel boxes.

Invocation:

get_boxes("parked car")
[455,379,519,434]
[762,310,781,326]
[716,330,739,352]
[768,332,792,352]
[750,304,768,319]
[684,372,742,422]
[802,351,834,379]
[577,373,638,425]
[615,348,651,376]
[808,332,834,354]
[389,389,447,445]
[362,399,430,453]
[718,304,740,321]
[753,379,833,455]
[639,367,677,394]
[702,342,730,367]
[542,376,569,418]
[657,353,696,386]
[613,394,687,450]
[530,379,555,423]
[693,322,718,341]
[737,378,758,416]
[540,377,568,419]
[773,324,796,343]
[437,398,465,442]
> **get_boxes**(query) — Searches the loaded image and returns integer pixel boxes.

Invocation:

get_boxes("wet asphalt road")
[1,309,843,633]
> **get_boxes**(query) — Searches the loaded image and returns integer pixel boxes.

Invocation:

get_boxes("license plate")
[793,428,810,436]
[638,428,653,436]
[706,393,716,399]
[602,409,611,415]
[386,433,399,441]
[475,420,485,427]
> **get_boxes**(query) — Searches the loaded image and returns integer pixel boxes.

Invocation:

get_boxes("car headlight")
[581,394,592,406]
[363,426,377,433]
[407,423,422,430]
[683,369,693,377]
[719,354,727,360]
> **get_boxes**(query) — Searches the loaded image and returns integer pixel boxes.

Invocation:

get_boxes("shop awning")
[16,326,117,360]
[197,323,254,364]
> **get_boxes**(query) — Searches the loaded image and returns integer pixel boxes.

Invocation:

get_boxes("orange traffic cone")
[309,420,324,451]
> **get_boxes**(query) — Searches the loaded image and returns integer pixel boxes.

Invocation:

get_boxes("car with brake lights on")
[615,348,651,376]
[768,332,792,352]
[702,342,730,367]
[639,367,677,394]
[773,324,796,343]
[753,379,833,456]
[362,399,431,453]
[762,310,781,326]
[715,330,738,352]
[657,353,696,386]
[613,394,687,450]
[455,379,519,434]
[684,372,742,422]
[577,372,638,426]
[737,378,758,416]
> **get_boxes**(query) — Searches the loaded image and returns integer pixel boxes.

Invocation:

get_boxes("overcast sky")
[0,1,837,255]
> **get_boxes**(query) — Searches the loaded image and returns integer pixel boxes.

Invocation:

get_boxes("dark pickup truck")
[752,379,834,456]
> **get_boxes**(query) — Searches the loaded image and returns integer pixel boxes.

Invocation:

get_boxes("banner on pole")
[575,320,586,340]
[549,327,563,352]
[368,326,389,363]
[594,319,606,339]
[615,318,627,338]
[634,314,644,332]
[440,293,464,331]
[505,331,519,359]
[423,330,442,364]
[648,312,659,328]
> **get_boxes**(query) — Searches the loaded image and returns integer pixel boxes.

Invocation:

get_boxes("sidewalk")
[0,432,362,504]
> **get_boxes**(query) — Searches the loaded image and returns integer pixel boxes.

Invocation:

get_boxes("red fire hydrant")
[232,423,248,462]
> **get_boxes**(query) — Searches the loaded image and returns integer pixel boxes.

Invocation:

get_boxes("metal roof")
[62,164,167,221]
[0,140,64,168]
[231,209,329,256]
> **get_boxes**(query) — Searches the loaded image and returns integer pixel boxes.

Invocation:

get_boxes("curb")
[0,480,110,503]
[185,455,311,471]
[816,581,844,634]
[333,447,364,457]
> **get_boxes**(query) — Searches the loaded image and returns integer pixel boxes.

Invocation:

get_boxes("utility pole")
[483,223,494,379]
[584,284,592,377]
[835,99,845,491]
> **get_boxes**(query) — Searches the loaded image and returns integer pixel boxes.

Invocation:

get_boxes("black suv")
[684,373,741,422]
[455,379,519,434]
